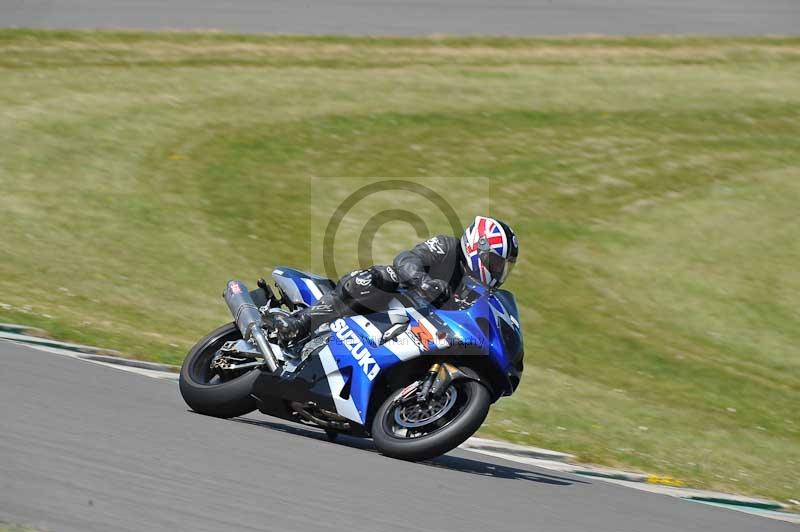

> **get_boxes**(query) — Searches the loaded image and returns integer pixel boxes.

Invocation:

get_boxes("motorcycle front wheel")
[179,322,260,419]
[371,379,491,461]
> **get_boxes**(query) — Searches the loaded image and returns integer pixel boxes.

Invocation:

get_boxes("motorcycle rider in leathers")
[273,216,519,345]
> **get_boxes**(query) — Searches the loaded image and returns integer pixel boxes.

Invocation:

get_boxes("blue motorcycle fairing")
[433,290,522,396]
[324,277,523,425]
[271,267,335,307]
[324,313,430,425]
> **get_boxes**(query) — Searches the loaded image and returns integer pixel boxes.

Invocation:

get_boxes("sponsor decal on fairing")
[330,318,381,381]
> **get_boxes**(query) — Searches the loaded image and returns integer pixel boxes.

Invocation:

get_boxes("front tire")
[179,322,260,419]
[371,379,491,461]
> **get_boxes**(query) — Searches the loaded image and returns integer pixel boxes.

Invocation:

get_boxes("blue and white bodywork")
[252,269,523,428]
[271,268,335,307]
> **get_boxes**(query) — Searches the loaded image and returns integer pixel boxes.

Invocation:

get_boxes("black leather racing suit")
[393,235,464,295]
[276,236,465,342]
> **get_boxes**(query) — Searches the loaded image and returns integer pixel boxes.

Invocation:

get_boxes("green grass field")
[1,30,798,503]
[0,525,40,532]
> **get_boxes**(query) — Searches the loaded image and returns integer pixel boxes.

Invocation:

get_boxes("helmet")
[460,216,519,288]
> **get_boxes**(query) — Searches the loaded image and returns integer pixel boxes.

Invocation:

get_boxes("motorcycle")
[179,267,524,461]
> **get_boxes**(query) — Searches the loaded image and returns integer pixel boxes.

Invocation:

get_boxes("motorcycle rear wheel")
[179,322,260,419]
[371,379,490,461]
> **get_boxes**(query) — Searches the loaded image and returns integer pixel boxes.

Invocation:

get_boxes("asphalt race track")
[0,341,795,532]
[2,0,799,35]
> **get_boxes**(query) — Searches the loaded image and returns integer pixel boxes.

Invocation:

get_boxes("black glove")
[418,278,451,304]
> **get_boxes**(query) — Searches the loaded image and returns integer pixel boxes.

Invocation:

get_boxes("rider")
[273,215,519,345]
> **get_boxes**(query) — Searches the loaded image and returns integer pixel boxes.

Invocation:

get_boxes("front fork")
[398,362,468,404]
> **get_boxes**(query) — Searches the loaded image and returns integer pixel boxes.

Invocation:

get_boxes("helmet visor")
[479,251,515,287]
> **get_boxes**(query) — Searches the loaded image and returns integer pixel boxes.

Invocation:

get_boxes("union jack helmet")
[460,216,519,288]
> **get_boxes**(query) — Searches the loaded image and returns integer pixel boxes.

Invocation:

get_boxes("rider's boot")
[273,293,339,346]
[272,311,311,346]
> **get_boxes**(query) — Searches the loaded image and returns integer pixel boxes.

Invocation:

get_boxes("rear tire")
[179,322,259,419]
[371,379,491,461]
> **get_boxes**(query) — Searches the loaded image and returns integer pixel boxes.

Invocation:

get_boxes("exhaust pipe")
[224,280,279,372]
